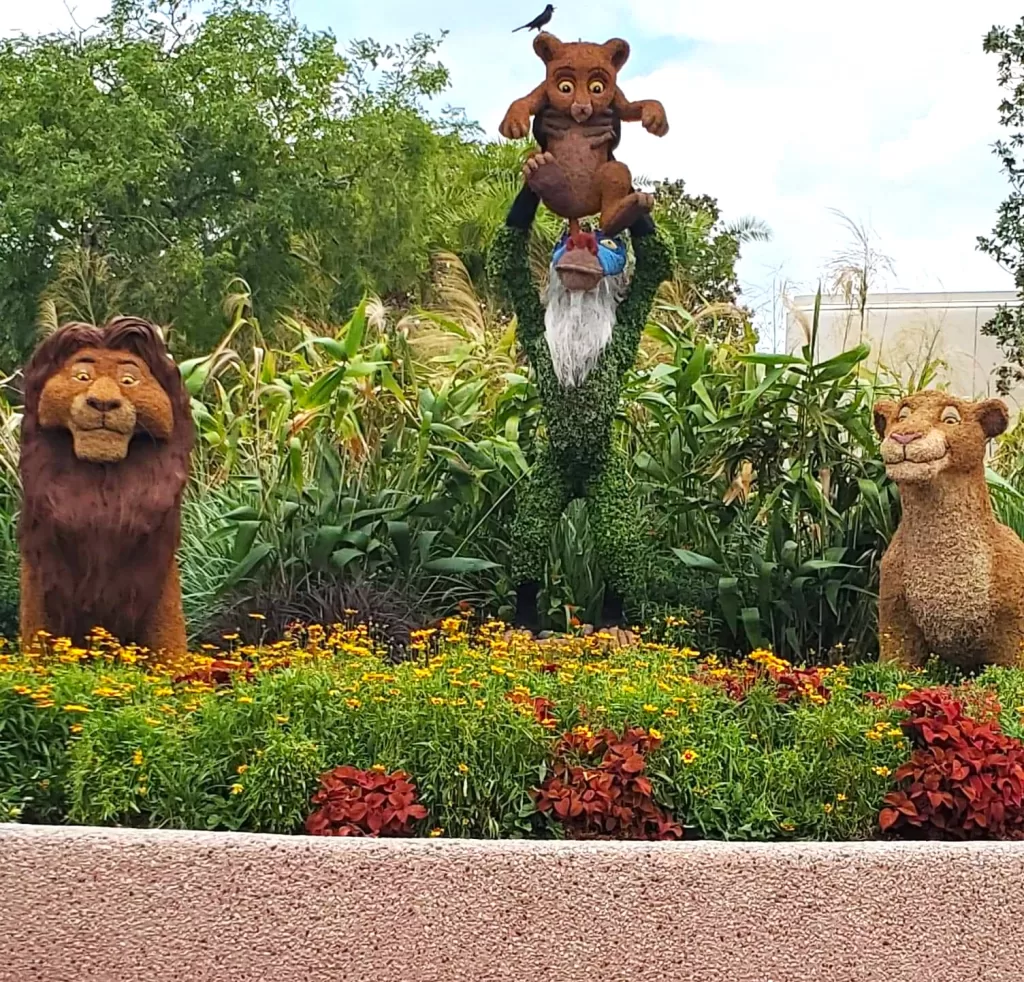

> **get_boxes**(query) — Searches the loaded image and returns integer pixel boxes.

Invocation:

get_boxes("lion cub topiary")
[874,390,1024,669]
[499,32,668,236]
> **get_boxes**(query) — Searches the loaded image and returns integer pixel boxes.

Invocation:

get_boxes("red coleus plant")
[879,687,1024,840]
[533,727,683,841]
[505,691,557,724]
[305,765,428,837]
[173,658,254,686]
[773,666,831,704]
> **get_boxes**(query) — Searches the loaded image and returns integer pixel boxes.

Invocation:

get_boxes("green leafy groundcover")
[3,616,1024,840]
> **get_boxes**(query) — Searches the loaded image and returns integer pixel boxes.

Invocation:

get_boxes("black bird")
[513,4,554,32]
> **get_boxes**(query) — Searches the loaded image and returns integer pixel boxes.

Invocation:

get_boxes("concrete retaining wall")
[2,824,1024,981]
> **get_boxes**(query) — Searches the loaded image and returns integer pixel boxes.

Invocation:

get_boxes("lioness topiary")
[874,390,1024,669]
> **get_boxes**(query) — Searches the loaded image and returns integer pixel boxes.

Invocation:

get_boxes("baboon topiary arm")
[609,229,674,376]
[490,225,546,344]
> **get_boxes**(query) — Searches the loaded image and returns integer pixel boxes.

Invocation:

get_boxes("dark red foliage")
[305,766,428,837]
[533,727,683,841]
[173,659,254,686]
[693,664,758,701]
[505,691,556,723]
[773,666,831,704]
[879,687,1024,840]
[693,661,831,705]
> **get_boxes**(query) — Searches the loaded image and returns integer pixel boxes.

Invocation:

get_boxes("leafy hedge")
[4,617,1024,840]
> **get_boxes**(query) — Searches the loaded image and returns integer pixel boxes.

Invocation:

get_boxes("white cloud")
[599,0,1023,319]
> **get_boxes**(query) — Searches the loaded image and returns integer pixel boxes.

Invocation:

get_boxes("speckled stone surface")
[3,825,1024,981]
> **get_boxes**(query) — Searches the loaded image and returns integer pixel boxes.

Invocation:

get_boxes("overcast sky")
[4,0,1023,335]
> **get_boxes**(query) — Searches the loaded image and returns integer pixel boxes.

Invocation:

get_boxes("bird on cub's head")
[513,4,554,33]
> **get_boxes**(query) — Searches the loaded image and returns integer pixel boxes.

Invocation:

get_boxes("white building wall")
[786,291,1024,412]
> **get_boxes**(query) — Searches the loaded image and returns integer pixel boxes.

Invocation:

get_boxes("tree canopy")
[979,16,1024,393]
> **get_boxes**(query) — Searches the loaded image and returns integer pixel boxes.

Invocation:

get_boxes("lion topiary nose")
[86,396,122,413]
[891,432,921,445]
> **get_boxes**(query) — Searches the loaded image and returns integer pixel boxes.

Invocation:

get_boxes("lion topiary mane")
[18,317,194,655]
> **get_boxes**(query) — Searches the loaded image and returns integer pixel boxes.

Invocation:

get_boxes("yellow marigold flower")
[345,698,361,709]
[873,766,892,777]
[430,697,445,706]
[237,764,249,775]
[649,727,663,740]
[12,685,31,695]
[823,803,834,814]
[230,784,244,795]
[237,696,254,704]
[69,724,83,735]
[474,698,486,710]
[154,687,173,697]
[681,749,698,765]
[888,729,903,739]
[780,821,796,832]
[248,613,266,620]
[837,793,847,802]
[642,703,659,713]
[370,764,386,772]
[132,749,144,766]
[62,704,91,713]
[34,700,55,708]
[458,763,469,774]
[414,668,432,679]
[663,709,679,718]
[274,715,289,724]
[896,683,913,691]
[468,680,483,689]
[429,827,444,837]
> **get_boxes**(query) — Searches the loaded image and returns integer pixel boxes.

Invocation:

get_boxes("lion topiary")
[18,317,195,658]
[874,390,1024,669]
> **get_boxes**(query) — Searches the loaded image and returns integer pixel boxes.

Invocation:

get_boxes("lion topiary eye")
[557,80,573,94]
[941,407,961,424]
[121,375,138,386]
[73,371,90,382]
[589,80,605,94]
[897,406,911,421]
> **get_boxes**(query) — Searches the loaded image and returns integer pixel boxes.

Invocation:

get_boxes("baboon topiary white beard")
[543,267,629,388]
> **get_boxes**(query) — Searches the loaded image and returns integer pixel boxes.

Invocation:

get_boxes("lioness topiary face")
[38,346,175,463]
[873,391,1008,484]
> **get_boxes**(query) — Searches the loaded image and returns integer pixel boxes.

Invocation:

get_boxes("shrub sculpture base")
[3,825,1024,982]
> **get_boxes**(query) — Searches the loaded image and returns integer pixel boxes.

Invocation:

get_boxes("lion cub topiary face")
[873,391,1008,484]
[37,346,175,463]
[534,32,629,124]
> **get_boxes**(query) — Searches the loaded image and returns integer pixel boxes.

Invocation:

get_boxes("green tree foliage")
[979,16,1024,393]
[0,0,469,359]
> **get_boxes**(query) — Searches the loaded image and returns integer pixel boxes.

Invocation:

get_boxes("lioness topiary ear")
[873,400,896,440]
[974,398,1009,439]
[534,32,562,63]
[602,38,630,70]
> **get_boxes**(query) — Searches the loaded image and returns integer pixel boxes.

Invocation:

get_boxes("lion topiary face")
[37,346,175,463]
[873,391,1008,485]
